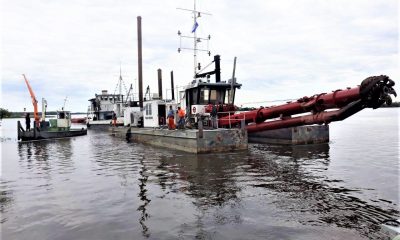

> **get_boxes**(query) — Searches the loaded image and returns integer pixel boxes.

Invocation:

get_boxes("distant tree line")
[0,108,11,118]
[238,102,400,111]
[0,110,87,118]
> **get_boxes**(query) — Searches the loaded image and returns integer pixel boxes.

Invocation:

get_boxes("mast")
[119,64,122,100]
[113,63,129,104]
[193,0,197,78]
[177,0,212,80]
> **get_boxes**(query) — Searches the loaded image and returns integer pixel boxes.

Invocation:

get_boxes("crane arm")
[22,74,40,125]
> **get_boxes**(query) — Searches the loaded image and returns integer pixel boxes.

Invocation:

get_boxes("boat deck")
[110,127,248,153]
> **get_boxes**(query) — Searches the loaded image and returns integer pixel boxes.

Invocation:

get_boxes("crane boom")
[22,74,40,126]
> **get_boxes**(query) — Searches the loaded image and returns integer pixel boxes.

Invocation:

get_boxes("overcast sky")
[1,0,398,112]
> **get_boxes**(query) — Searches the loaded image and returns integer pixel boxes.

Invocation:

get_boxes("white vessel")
[121,1,241,130]
[87,70,140,128]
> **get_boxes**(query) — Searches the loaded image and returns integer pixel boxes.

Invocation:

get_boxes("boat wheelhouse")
[87,90,124,122]
[181,79,241,115]
[179,55,241,126]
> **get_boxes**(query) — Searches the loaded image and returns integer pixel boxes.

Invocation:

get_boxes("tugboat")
[18,110,87,141]
[18,75,87,141]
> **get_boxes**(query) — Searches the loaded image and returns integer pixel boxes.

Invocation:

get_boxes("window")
[225,89,230,104]
[217,90,225,104]
[190,89,198,104]
[179,91,185,101]
[199,89,209,104]
[145,103,152,115]
[210,90,217,101]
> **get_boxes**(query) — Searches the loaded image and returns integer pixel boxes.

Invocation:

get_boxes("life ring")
[192,106,196,113]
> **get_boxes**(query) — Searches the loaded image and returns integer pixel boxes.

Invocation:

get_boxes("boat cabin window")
[190,89,198,105]
[145,103,152,116]
[59,112,65,119]
[210,90,217,102]
[58,112,69,119]
[179,91,185,102]
[199,89,209,105]
[209,89,225,104]
[225,89,234,104]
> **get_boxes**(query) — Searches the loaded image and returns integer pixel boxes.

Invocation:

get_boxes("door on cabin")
[158,104,166,126]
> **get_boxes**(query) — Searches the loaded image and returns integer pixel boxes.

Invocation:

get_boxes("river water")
[1,108,398,240]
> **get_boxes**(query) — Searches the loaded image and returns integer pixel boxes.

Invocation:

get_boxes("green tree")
[0,108,11,118]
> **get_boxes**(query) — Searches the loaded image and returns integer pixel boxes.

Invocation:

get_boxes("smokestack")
[157,69,162,99]
[215,55,221,83]
[137,16,144,109]
[170,71,175,100]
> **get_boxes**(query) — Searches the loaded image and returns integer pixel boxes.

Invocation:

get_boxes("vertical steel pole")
[171,71,175,100]
[157,69,162,100]
[137,16,144,109]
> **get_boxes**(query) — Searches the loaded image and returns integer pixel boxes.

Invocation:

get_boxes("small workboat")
[18,74,87,141]
[18,110,87,141]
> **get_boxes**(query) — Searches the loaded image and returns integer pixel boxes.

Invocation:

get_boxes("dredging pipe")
[219,75,396,132]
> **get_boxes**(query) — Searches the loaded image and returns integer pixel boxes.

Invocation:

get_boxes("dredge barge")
[108,12,396,153]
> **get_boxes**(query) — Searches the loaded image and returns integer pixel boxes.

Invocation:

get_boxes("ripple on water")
[1,111,399,240]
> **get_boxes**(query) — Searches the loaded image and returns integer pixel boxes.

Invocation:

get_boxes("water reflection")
[0,181,14,224]
[247,144,398,238]
[262,143,331,160]
[17,139,74,173]
[2,112,399,239]
[9,131,398,240]
[138,156,150,238]
[144,144,397,239]
[88,135,153,238]
[158,152,243,208]
[152,151,245,239]
[18,142,51,173]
